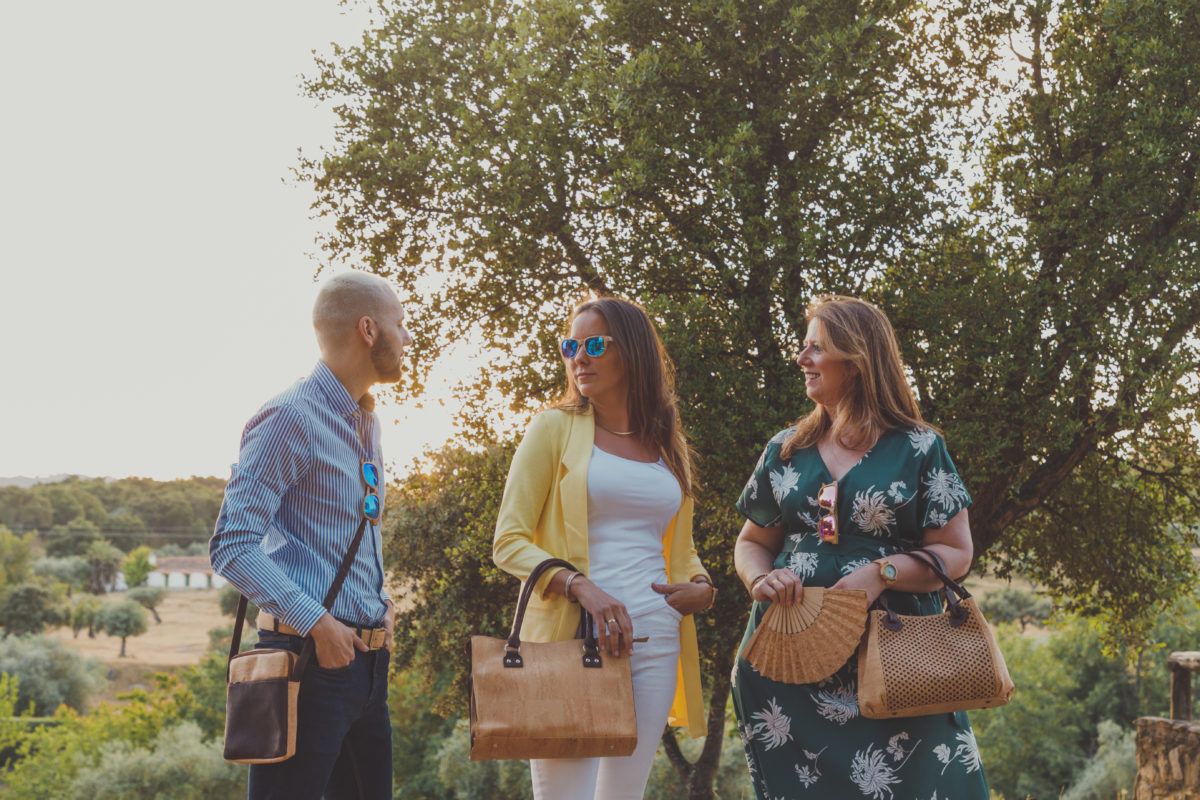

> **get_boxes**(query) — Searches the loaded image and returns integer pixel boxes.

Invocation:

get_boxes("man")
[211,271,413,799]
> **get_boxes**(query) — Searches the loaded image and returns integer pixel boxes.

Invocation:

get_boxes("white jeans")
[530,603,682,800]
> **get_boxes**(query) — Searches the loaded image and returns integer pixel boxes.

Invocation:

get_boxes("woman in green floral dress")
[731,296,990,800]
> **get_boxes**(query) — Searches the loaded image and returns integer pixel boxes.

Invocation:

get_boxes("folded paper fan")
[744,588,869,684]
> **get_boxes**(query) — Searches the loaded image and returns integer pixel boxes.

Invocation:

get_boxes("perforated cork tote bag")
[857,549,1014,719]
[469,558,638,761]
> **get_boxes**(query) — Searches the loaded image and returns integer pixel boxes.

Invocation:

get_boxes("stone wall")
[1135,717,1200,799]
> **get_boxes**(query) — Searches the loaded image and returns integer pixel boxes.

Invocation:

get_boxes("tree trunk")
[119,636,127,658]
[660,649,736,800]
[151,608,162,624]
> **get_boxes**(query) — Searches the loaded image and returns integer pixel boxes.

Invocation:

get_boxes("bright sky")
[0,2,473,481]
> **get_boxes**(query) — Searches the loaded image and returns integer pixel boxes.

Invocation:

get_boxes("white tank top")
[586,445,683,618]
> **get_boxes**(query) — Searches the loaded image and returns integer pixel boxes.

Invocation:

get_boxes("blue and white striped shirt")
[211,361,390,636]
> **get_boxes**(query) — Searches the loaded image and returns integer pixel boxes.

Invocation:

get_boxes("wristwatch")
[876,559,899,587]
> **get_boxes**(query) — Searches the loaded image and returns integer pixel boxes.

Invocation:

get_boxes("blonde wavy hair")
[782,295,934,460]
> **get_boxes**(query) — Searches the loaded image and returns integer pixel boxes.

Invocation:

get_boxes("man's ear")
[357,315,375,345]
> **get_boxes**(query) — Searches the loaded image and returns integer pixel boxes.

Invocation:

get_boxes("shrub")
[32,556,90,595]
[84,540,124,594]
[70,595,103,638]
[127,586,166,623]
[1,582,65,636]
[97,601,149,657]
[0,635,105,715]
[218,583,259,622]
[45,517,102,558]
[121,546,154,589]
[436,718,532,799]
[1061,719,1136,800]
[68,721,245,800]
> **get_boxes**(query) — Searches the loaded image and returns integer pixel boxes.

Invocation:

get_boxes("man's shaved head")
[313,272,400,352]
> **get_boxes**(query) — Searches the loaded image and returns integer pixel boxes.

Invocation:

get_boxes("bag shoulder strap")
[228,517,372,675]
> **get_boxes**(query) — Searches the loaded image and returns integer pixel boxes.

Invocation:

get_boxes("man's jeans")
[247,630,392,800]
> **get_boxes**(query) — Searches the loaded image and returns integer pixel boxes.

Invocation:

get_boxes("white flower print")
[936,730,983,775]
[886,733,909,762]
[798,510,820,529]
[926,509,949,528]
[841,557,872,575]
[887,481,908,503]
[850,743,902,800]
[811,677,859,725]
[745,473,759,502]
[737,721,758,778]
[751,698,794,750]
[787,550,819,580]
[770,464,801,505]
[794,746,827,789]
[770,427,795,445]
[908,427,937,455]
[788,532,813,547]
[807,495,820,508]
[922,469,970,512]
[851,487,896,536]
[953,730,982,773]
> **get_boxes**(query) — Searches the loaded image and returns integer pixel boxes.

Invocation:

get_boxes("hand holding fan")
[744,587,869,684]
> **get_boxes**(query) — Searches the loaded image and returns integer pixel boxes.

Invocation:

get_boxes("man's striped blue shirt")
[210,361,390,636]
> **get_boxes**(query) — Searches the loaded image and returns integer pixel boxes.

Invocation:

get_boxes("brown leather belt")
[256,612,389,651]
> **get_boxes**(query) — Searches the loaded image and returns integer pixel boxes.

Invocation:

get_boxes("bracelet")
[564,571,581,603]
[749,573,769,593]
[691,575,717,611]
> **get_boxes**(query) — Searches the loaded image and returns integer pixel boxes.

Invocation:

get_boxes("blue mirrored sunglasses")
[361,461,381,522]
[560,335,614,360]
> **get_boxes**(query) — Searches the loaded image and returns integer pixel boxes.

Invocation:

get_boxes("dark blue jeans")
[247,631,392,800]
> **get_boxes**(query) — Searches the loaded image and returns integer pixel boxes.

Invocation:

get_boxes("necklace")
[596,422,635,436]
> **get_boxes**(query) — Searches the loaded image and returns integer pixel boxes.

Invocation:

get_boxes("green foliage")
[157,541,209,557]
[33,556,90,596]
[977,586,1053,632]
[1,582,65,636]
[383,443,521,718]
[1061,720,1136,800]
[390,666,459,798]
[0,477,225,551]
[436,719,533,799]
[0,672,35,756]
[70,595,103,639]
[84,540,125,594]
[306,2,1200,792]
[98,600,149,657]
[217,583,259,622]
[3,673,196,799]
[121,546,154,589]
[127,586,166,623]
[46,516,102,558]
[0,525,35,589]
[0,635,105,715]
[67,721,245,800]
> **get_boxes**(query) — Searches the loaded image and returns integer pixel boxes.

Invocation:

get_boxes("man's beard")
[370,335,403,383]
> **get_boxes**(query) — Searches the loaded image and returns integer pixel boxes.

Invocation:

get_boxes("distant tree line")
[0,476,225,550]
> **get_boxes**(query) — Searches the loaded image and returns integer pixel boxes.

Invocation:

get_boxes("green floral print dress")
[732,425,990,800]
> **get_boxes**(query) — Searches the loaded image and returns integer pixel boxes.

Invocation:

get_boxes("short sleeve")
[735,441,784,528]
[915,430,972,530]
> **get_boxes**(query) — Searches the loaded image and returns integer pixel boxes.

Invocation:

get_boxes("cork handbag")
[223,518,369,764]
[857,548,1014,719]
[469,558,638,761]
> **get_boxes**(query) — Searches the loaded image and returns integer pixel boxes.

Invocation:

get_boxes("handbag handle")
[503,558,601,670]
[874,548,973,630]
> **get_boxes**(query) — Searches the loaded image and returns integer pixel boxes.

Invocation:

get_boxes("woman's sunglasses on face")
[560,335,615,360]
[361,461,382,523]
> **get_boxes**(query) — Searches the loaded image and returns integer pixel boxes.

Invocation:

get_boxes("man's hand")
[382,599,395,651]
[310,613,368,669]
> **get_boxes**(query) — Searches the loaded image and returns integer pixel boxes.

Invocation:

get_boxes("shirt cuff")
[281,593,329,637]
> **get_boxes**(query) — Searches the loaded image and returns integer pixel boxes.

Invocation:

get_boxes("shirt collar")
[310,361,374,417]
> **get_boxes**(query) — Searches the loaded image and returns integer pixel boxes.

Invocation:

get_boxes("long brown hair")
[782,295,934,460]
[554,297,696,497]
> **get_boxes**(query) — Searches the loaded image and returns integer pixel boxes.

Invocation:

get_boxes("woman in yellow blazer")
[493,296,713,800]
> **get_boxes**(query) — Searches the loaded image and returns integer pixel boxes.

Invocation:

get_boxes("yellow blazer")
[492,405,709,737]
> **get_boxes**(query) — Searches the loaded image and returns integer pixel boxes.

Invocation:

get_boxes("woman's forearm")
[734,537,777,591]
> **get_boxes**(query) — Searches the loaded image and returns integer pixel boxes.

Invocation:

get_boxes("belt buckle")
[369,628,386,650]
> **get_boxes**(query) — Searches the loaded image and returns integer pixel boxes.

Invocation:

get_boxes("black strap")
[228,517,372,679]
